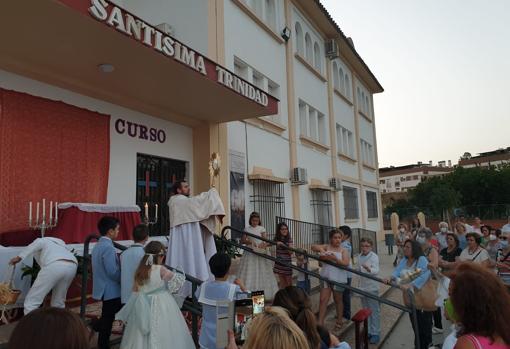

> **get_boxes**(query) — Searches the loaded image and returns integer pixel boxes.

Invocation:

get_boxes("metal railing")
[220,225,421,349]
[79,235,203,346]
[79,229,420,349]
[274,217,378,255]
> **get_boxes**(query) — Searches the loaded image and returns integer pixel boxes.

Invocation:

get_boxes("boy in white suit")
[9,237,77,314]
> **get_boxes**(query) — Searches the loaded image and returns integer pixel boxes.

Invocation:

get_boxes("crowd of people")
[386,216,510,349]
[6,210,510,349]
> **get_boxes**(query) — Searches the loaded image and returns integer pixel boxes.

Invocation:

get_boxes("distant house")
[458,147,510,168]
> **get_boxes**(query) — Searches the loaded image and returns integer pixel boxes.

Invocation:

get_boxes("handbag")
[402,261,438,311]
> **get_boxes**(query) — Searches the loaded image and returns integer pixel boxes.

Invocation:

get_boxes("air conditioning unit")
[325,40,339,59]
[329,177,342,191]
[156,22,174,36]
[291,167,308,185]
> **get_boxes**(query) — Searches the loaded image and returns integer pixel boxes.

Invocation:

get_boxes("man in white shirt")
[9,237,77,314]
[501,216,510,234]
[120,224,149,304]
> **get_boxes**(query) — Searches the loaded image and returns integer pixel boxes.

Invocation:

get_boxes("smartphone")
[234,291,265,345]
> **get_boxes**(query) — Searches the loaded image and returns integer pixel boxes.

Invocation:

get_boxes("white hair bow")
[145,254,154,266]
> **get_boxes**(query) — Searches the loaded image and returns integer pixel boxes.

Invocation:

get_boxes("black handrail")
[221,225,422,349]
[79,234,204,346]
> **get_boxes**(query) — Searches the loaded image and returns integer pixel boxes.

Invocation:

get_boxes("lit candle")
[36,202,40,224]
[42,198,46,221]
[155,204,158,220]
[144,202,149,219]
[29,202,32,224]
[49,201,53,220]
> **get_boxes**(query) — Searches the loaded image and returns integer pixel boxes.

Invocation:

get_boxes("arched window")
[345,74,351,99]
[313,42,321,71]
[339,67,345,94]
[265,0,276,30]
[332,62,339,89]
[305,33,312,62]
[295,22,304,55]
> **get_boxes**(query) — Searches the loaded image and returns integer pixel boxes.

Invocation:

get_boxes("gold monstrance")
[209,152,221,188]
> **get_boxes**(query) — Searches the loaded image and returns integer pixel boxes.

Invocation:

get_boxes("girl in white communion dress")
[115,241,195,349]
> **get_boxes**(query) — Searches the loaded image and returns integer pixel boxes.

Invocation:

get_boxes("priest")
[166,180,225,298]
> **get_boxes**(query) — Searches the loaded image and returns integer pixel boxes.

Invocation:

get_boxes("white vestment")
[166,189,225,298]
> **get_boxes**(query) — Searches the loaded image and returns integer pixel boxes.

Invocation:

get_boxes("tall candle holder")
[28,199,58,238]
[143,202,158,227]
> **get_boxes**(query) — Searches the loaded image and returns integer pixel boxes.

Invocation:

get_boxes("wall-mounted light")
[98,63,115,73]
[281,26,291,42]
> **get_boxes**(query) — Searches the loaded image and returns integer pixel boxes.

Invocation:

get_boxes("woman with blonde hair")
[226,306,310,349]
[115,241,194,349]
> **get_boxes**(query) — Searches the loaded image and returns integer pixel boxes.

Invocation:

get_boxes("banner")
[229,151,245,239]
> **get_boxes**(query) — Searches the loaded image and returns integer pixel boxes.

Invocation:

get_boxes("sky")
[321,0,510,168]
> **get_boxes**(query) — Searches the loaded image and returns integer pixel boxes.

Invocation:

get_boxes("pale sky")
[321,0,510,168]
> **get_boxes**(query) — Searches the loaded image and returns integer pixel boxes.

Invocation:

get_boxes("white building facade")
[0,0,384,239]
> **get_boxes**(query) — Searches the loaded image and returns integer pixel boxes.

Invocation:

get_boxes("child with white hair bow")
[115,241,195,349]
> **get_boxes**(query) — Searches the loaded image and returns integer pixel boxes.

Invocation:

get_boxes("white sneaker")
[432,326,443,334]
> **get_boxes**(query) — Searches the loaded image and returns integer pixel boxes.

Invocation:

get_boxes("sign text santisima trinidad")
[88,0,269,107]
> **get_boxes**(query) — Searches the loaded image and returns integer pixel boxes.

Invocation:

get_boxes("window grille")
[366,191,378,218]
[311,189,333,226]
[343,186,359,220]
[250,179,285,238]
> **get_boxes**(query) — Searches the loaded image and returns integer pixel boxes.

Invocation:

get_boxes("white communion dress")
[115,265,195,349]
[237,225,279,300]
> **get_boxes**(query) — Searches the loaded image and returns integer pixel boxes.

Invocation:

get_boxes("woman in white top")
[312,229,350,328]
[237,212,279,300]
[458,232,490,268]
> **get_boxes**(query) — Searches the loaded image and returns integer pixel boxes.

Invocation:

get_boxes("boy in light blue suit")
[120,224,149,304]
[91,216,122,349]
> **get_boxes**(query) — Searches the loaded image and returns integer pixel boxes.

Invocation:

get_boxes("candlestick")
[29,199,58,238]
[155,204,158,220]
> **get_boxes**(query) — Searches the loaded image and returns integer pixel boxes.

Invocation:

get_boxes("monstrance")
[209,152,221,188]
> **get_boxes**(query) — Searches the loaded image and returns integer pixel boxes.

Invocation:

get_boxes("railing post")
[191,281,199,346]
[80,234,98,319]
[407,289,421,349]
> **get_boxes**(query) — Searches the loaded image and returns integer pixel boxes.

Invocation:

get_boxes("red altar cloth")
[52,203,142,243]
[0,203,142,246]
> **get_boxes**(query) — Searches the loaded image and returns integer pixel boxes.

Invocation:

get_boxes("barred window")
[366,191,378,218]
[311,189,332,226]
[250,179,285,238]
[343,186,359,220]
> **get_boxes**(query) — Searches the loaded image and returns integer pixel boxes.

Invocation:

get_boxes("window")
[400,177,406,182]
[366,191,378,218]
[313,42,321,72]
[395,181,400,187]
[311,189,332,226]
[252,71,264,89]
[386,181,391,188]
[295,22,304,55]
[360,139,374,166]
[305,33,312,62]
[339,67,345,94]
[406,176,411,181]
[343,186,359,220]
[336,124,354,158]
[357,87,361,106]
[264,0,276,30]
[365,95,370,116]
[265,79,281,123]
[332,62,339,89]
[361,91,366,113]
[250,179,285,240]
[413,175,419,180]
[379,179,385,184]
[299,99,327,144]
[345,75,351,99]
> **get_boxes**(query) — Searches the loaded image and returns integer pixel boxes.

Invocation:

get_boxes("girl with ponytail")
[273,286,322,349]
[115,241,195,349]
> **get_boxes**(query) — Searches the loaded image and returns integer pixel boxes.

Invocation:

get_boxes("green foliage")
[385,165,510,219]
[214,235,242,259]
